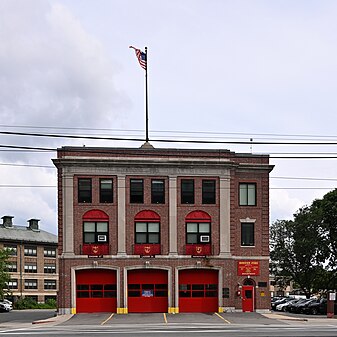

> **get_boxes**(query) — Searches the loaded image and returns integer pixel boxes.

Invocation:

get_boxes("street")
[0,311,337,336]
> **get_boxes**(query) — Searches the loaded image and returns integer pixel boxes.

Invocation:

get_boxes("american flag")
[129,46,147,70]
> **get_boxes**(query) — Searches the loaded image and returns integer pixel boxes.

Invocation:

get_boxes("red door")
[128,269,168,313]
[76,269,117,313]
[242,286,254,312]
[179,269,218,313]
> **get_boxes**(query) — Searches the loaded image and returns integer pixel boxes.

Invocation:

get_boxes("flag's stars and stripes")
[129,46,147,70]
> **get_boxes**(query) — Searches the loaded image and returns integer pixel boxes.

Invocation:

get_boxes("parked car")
[271,297,290,311]
[0,302,10,313]
[306,298,337,315]
[296,298,318,314]
[276,298,298,312]
[287,298,308,313]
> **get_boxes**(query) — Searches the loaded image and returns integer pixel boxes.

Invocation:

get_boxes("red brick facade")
[53,146,273,314]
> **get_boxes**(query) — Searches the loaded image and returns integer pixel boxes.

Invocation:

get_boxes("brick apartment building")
[0,216,58,303]
[53,145,273,314]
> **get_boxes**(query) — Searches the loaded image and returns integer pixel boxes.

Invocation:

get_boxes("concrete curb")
[32,314,73,325]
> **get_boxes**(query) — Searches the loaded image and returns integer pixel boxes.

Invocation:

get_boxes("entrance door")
[242,285,254,312]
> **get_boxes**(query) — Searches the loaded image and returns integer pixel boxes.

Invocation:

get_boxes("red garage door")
[179,269,218,313]
[128,269,168,313]
[76,269,117,313]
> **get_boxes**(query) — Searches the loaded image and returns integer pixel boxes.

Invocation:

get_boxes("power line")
[3,130,337,145]
[0,163,55,169]
[2,124,337,140]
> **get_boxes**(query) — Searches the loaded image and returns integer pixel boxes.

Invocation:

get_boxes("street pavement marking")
[163,313,168,324]
[101,313,114,325]
[214,312,231,324]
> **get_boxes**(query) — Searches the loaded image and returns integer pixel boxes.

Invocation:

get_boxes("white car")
[0,300,12,311]
[276,299,297,311]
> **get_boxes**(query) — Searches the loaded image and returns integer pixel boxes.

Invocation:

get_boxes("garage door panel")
[76,269,117,313]
[128,269,168,313]
[179,269,218,313]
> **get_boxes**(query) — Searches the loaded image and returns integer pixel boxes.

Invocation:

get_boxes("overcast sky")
[1,0,337,235]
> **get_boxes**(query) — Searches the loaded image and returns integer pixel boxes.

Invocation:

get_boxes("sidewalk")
[32,313,74,326]
[263,312,337,325]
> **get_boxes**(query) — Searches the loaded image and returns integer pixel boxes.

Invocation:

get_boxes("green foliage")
[14,297,56,310]
[0,249,10,300]
[270,188,337,296]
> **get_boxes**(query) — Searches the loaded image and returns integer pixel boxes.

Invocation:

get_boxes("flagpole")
[145,46,149,143]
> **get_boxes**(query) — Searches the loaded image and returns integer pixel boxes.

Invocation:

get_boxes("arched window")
[185,211,211,244]
[134,210,160,244]
[83,210,109,244]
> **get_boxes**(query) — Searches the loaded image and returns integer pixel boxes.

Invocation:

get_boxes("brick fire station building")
[53,145,273,314]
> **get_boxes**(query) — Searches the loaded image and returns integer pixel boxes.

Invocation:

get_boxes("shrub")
[14,297,57,310]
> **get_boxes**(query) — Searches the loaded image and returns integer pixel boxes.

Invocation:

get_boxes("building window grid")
[239,183,256,206]
[7,262,17,273]
[151,179,165,204]
[186,222,211,244]
[24,246,37,256]
[83,221,109,244]
[4,245,17,256]
[202,180,216,204]
[7,279,18,290]
[25,279,38,289]
[181,179,195,204]
[44,248,56,258]
[135,222,160,244]
[24,264,37,273]
[241,222,255,246]
[130,179,144,203]
[44,280,57,290]
[100,178,113,203]
[44,264,56,274]
[78,178,92,203]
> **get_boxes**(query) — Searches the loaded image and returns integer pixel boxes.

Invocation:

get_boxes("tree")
[270,217,326,298]
[270,188,337,296]
[0,248,10,300]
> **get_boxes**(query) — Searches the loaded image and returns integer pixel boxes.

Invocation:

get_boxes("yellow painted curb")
[101,313,114,325]
[214,312,230,324]
[117,308,128,314]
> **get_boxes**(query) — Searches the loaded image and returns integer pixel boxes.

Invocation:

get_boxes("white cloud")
[0,164,57,234]
[0,0,130,153]
[270,189,305,223]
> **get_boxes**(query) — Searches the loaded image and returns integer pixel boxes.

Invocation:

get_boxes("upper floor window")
[7,262,17,273]
[82,210,109,245]
[44,279,57,290]
[239,183,256,206]
[134,210,161,245]
[44,247,56,258]
[151,179,165,204]
[25,279,38,290]
[4,244,17,256]
[78,178,92,203]
[7,279,18,290]
[24,246,37,256]
[25,264,37,273]
[135,222,160,244]
[241,222,255,246]
[181,179,194,204]
[202,180,216,204]
[44,264,56,274]
[83,222,108,244]
[130,179,144,203]
[186,222,211,244]
[100,179,113,203]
